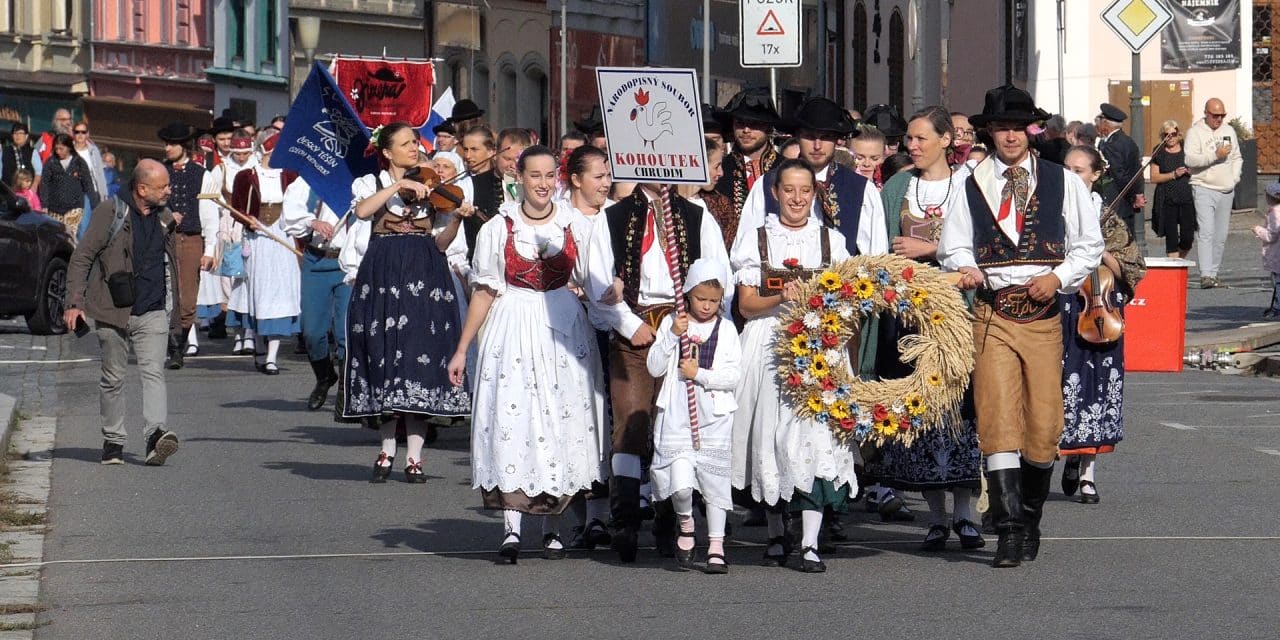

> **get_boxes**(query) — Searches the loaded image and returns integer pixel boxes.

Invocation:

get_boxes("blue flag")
[273,62,379,217]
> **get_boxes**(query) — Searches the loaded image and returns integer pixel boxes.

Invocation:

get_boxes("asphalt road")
[2,324,1272,639]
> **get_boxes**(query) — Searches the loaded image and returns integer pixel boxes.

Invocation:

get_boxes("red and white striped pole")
[657,185,701,450]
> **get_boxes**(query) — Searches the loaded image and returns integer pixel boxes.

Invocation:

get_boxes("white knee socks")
[404,417,426,466]
[951,487,976,523]
[1080,455,1097,493]
[987,451,1021,472]
[265,338,280,365]
[611,453,643,480]
[922,489,948,526]
[543,515,563,549]
[503,510,522,544]
[800,510,823,561]
[378,422,396,462]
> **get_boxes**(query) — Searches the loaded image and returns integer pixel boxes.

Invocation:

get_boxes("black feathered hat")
[720,87,780,127]
[447,99,486,124]
[784,97,855,136]
[969,85,1050,127]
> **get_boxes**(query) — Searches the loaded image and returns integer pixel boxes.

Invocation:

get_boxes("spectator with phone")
[1184,98,1244,289]
[64,159,183,466]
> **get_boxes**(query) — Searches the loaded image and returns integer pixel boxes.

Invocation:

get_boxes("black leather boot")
[986,468,1025,568]
[208,312,228,339]
[307,359,338,410]
[652,499,677,558]
[609,476,642,563]
[1020,462,1054,561]
[166,334,185,370]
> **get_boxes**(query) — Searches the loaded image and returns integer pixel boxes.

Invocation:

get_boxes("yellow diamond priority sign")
[1101,0,1173,53]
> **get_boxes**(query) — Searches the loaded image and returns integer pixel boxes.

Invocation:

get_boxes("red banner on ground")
[331,58,435,128]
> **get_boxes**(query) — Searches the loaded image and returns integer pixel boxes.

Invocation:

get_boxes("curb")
[0,392,15,468]
[1185,322,1280,354]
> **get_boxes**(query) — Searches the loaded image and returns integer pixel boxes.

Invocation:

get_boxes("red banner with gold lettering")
[330,58,435,128]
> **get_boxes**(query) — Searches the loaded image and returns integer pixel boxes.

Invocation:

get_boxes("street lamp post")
[296,15,321,71]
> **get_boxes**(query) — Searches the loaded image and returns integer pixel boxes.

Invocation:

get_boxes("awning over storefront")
[81,96,212,157]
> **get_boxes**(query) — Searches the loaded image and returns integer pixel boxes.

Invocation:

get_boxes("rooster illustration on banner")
[629,89,674,149]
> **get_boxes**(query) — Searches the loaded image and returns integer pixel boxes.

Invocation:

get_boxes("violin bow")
[1102,130,1176,220]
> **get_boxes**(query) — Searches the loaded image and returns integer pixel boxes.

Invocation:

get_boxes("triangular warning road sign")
[757,9,785,36]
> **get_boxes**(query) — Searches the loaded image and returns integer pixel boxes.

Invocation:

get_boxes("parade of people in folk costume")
[130,66,1121,574]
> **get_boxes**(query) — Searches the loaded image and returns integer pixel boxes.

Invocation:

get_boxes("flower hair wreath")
[773,254,975,447]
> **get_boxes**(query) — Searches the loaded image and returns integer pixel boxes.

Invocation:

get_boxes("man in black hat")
[208,116,237,167]
[862,104,908,153]
[938,85,1103,568]
[574,106,607,152]
[734,96,887,259]
[714,88,781,227]
[431,122,457,154]
[158,122,211,369]
[447,99,486,133]
[701,103,726,148]
[1096,103,1144,234]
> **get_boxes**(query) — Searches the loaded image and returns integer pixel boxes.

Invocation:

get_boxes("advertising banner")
[1161,0,1242,72]
[331,58,436,128]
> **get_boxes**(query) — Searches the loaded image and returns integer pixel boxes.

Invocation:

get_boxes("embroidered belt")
[976,285,1059,323]
[634,303,674,331]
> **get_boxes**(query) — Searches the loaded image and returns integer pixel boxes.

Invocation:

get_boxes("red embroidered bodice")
[503,216,578,291]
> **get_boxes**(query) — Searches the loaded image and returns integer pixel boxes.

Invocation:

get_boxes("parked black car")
[0,182,75,334]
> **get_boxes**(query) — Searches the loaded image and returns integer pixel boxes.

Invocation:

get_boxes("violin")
[399,164,466,213]
[1076,264,1124,344]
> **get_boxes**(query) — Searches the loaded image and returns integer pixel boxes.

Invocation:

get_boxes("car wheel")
[25,257,68,336]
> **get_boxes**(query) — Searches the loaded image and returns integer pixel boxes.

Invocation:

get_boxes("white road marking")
[1161,422,1198,430]
[6,536,1279,569]
[1161,422,1280,430]
[0,354,257,365]
[1256,449,1280,456]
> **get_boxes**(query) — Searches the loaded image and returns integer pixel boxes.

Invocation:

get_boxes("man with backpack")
[64,159,182,466]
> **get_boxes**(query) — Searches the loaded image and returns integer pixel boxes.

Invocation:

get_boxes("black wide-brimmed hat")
[157,122,197,144]
[574,105,604,135]
[447,99,486,124]
[861,104,907,138]
[970,85,1050,127]
[784,97,855,136]
[702,103,728,135]
[720,87,780,127]
[207,116,237,135]
[432,121,456,137]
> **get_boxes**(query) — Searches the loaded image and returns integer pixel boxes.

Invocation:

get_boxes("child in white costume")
[645,258,741,573]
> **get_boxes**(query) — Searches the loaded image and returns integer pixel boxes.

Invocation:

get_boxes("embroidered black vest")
[466,170,500,260]
[966,159,1067,269]
[604,191,703,310]
[763,163,866,257]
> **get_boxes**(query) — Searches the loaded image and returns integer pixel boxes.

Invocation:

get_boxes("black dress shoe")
[370,453,392,483]
[582,519,612,548]
[404,459,426,484]
[499,533,521,564]
[1061,456,1081,496]
[542,533,566,560]
[704,553,729,574]
[1078,481,1100,504]
[796,546,826,573]
[674,532,696,570]
[262,362,280,375]
[761,535,791,567]
[953,519,986,550]
[921,524,950,551]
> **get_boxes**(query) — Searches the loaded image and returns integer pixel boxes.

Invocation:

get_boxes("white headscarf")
[683,257,731,295]
[433,150,465,176]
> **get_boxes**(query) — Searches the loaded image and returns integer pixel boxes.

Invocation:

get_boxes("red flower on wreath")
[872,403,889,421]
[840,282,855,299]
[821,332,840,347]
[786,372,803,387]
[902,266,915,282]
[783,258,801,269]
[882,288,897,302]
[898,421,911,432]
[787,320,806,335]
[808,295,824,309]
[839,417,856,431]
[821,377,837,391]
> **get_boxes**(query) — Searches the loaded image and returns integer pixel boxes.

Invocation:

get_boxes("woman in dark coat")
[37,133,99,237]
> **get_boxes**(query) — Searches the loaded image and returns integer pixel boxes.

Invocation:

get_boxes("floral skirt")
[342,234,470,418]
[1059,293,1125,455]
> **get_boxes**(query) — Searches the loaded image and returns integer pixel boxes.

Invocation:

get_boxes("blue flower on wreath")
[860,299,875,313]
[838,386,852,400]
[807,337,822,350]
[910,417,923,429]
[815,411,831,424]
[876,269,891,285]
[854,424,873,439]
[795,356,811,369]
[823,292,839,307]
[897,299,913,313]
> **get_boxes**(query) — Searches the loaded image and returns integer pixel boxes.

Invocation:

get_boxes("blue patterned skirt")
[1059,293,1125,455]
[341,233,471,418]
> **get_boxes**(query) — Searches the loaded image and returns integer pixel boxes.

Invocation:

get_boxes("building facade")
[0,0,91,134]
[208,0,290,127]
[87,0,215,156]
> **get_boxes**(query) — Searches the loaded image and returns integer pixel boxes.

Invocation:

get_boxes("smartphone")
[73,316,90,338]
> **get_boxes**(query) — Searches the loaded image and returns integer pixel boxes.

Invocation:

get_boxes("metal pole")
[770,68,778,113]
[1056,0,1065,116]
[560,0,568,137]
[702,0,711,100]
[1130,52,1146,254]
[910,0,923,111]
[817,0,827,98]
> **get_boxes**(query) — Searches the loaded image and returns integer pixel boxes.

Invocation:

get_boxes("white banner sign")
[596,67,709,185]
[740,0,802,67]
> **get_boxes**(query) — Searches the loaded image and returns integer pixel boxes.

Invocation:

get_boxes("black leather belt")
[305,244,341,260]
[975,285,1059,323]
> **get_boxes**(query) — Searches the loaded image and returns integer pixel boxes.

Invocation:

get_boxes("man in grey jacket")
[64,159,182,466]
[1185,98,1244,289]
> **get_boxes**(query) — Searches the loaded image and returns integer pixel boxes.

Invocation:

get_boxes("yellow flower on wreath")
[855,279,876,300]
[830,401,851,420]
[927,373,942,386]
[930,311,946,325]
[905,394,927,416]
[790,334,811,356]
[910,289,929,306]
[821,312,841,332]
[809,353,830,378]
[874,413,898,435]
[819,271,842,291]
[807,395,824,413]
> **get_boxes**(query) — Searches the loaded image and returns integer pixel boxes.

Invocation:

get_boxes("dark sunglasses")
[73,129,88,134]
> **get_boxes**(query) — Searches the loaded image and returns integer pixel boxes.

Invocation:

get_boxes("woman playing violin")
[342,122,473,484]
[1058,145,1145,506]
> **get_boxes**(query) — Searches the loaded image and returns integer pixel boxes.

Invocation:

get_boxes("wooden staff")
[656,185,701,450]
[197,193,304,257]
